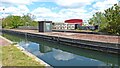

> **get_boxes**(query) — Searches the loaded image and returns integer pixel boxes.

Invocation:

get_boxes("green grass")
[2,45,45,67]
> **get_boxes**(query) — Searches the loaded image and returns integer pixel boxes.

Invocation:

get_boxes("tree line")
[88,4,120,35]
[2,14,38,29]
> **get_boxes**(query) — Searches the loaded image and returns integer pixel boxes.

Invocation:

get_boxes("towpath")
[0,35,12,46]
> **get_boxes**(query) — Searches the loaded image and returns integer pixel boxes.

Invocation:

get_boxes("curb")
[1,35,52,68]
[14,44,52,67]
[0,35,13,44]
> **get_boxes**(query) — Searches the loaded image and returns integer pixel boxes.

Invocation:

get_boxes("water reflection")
[2,33,120,67]
[53,49,75,61]
[19,41,45,56]
[40,45,52,53]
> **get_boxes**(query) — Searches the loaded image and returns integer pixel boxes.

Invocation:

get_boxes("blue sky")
[0,0,119,22]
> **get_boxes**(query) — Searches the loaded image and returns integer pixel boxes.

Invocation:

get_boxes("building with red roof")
[53,19,83,30]
[64,19,83,29]
[65,19,83,26]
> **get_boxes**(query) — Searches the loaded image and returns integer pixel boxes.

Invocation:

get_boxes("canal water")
[2,33,120,67]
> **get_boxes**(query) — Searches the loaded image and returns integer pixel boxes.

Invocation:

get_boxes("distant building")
[53,23,64,29]
[53,19,83,30]
[65,19,83,25]
[64,19,83,29]
[38,21,52,32]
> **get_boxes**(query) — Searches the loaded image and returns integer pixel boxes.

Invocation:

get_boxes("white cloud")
[57,8,89,21]
[0,6,21,18]
[59,8,87,13]
[0,5,29,18]
[1,0,40,5]
[93,0,118,12]
[31,7,93,22]
[1,0,119,22]
[18,5,30,14]
[31,7,60,21]
[1,0,31,5]
[1,0,55,6]
[1,0,97,8]
[61,8,93,20]
[53,49,75,61]
[0,7,5,12]
[104,0,118,5]
[4,7,19,13]
[28,0,99,21]
[1,5,29,14]
[31,7,51,14]
[54,0,96,8]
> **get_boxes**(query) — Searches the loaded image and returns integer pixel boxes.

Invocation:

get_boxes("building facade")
[53,19,83,30]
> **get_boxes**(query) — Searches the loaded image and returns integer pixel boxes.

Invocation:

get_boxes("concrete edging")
[1,35,52,68]
[14,44,52,67]
[0,35,13,44]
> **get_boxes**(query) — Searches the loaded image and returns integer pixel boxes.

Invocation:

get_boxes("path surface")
[6,29,120,44]
[0,35,12,46]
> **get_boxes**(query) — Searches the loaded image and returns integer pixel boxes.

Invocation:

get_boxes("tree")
[21,13,36,26]
[89,12,107,26]
[88,4,120,35]
[2,15,22,28]
[2,14,37,29]
[104,4,120,35]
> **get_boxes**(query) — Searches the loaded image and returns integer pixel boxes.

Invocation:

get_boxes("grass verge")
[2,45,45,67]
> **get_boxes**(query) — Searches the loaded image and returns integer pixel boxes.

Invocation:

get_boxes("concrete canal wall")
[2,29,120,54]
[1,32,52,67]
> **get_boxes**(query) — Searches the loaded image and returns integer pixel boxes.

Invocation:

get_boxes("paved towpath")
[0,35,12,46]
[6,29,120,44]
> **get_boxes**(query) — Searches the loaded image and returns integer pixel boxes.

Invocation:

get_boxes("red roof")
[65,19,83,25]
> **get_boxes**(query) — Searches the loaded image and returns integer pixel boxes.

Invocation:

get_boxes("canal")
[2,32,120,67]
